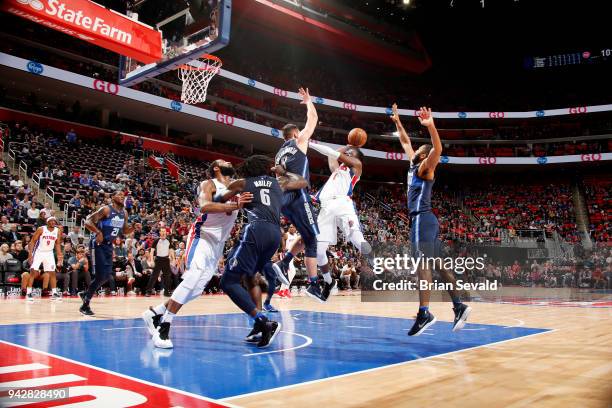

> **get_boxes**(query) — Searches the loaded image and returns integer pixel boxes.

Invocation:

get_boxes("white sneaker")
[142,308,160,337]
[26,293,34,302]
[51,292,62,302]
[127,291,136,296]
[111,291,117,296]
[152,323,173,349]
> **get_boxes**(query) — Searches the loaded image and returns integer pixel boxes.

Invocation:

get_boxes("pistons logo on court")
[26,60,44,74]
[93,79,119,95]
[170,100,182,111]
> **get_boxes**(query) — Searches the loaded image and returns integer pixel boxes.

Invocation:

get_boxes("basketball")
[348,128,367,147]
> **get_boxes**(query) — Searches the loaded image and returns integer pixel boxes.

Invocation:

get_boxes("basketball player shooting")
[273,87,327,301]
[307,141,372,301]
[391,104,471,336]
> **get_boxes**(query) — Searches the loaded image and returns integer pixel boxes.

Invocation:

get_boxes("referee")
[145,228,174,297]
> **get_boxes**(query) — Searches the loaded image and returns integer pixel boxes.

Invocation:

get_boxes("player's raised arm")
[308,142,363,178]
[417,107,442,172]
[296,87,318,151]
[390,103,415,160]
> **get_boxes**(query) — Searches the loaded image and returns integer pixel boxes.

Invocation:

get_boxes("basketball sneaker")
[257,321,281,348]
[51,292,62,302]
[283,289,292,299]
[321,279,336,301]
[272,261,290,286]
[407,310,437,336]
[153,322,173,349]
[244,326,262,343]
[263,302,279,313]
[452,304,472,332]
[305,282,325,303]
[79,304,94,316]
[26,293,34,302]
[142,307,162,337]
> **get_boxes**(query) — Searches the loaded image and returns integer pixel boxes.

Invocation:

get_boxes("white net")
[178,55,222,104]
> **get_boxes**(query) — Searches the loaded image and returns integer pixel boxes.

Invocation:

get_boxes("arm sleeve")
[308,142,340,159]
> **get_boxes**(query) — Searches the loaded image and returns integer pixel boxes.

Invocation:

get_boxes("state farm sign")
[3,0,162,64]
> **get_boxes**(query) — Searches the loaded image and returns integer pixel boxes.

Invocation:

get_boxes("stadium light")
[403,0,411,5]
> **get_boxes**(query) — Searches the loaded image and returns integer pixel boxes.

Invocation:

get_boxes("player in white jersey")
[278,225,300,297]
[26,216,63,302]
[142,160,252,348]
[308,142,372,301]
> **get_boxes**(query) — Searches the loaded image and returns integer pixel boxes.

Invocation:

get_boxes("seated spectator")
[20,268,50,295]
[66,128,77,145]
[1,216,11,233]
[10,175,24,189]
[67,248,90,295]
[3,224,20,243]
[40,202,54,220]
[0,243,14,263]
[11,240,28,263]
[68,192,82,212]
[27,204,40,223]
[67,226,83,246]
[124,252,144,295]
[38,166,53,188]
[340,259,359,290]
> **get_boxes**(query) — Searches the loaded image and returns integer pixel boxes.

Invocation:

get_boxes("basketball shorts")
[410,211,441,259]
[30,251,56,272]
[317,196,361,246]
[225,221,281,279]
[91,242,113,279]
[281,190,319,257]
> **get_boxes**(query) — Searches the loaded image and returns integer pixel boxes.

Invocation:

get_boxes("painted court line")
[0,340,240,408]
[0,363,49,374]
[243,332,313,357]
[221,329,556,401]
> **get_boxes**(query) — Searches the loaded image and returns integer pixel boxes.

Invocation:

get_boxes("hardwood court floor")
[0,292,610,408]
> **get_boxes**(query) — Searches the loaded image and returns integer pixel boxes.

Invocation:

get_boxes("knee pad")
[316,241,329,266]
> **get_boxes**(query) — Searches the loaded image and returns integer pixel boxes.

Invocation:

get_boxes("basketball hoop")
[178,54,222,104]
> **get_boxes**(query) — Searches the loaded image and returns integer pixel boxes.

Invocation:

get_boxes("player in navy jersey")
[221,155,306,348]
[272,87,328,302]
[391,105,471,336]
[79,190,133,316]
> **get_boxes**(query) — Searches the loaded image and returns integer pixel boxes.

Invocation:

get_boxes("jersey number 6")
[260,189,270,206]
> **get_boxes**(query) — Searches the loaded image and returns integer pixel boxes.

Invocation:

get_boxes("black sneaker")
[407,310,436,336]
[452,304,472,332]
[79,304,94,316]
[144,291,152,297]
[142,307,162,337]
[272,261,290,286]
[321,279,336,301]
[244,325,263,343]
[257,321,282,348]
[305,282,325,303]
[153,322,173,348]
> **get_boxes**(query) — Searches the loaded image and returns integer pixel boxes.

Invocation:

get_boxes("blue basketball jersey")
[97,205,126,242]
[275,139,310,186]
[407,162,434,215]
[243,176,282,225]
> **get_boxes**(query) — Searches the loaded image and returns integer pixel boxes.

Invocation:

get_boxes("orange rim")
[178,54,222,71]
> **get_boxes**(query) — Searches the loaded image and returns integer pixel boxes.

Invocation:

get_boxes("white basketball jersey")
[286,232,300,249]
[193,178,238,244]
[316,164,359,202]
[36,226,58,252]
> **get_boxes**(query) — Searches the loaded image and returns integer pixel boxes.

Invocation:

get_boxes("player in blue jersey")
[272,87,328,302]
[391,104,471,336]
[79,190,133,316]
[221,155,306,348]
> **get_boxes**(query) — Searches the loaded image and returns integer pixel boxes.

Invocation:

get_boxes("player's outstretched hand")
[298,87,311,104]
[417,107,434,127]
[237,192,254,207]
[390,103,400,123]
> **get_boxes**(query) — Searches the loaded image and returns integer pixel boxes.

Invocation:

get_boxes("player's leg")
[408,213,437,336]
[21,272,30,296]
[261,262,278,312]
[221,223,281,348]
[315,204,338,300]
[44,254,61,301]
[26,269,40,301]
[80,245,112,315]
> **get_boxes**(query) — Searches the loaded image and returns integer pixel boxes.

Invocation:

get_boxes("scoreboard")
[525,48,612,69]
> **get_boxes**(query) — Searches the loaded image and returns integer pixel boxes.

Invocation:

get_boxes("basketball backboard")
[119,0,231,87]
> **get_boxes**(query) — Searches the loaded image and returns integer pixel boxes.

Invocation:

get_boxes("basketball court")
[0,293,610,407]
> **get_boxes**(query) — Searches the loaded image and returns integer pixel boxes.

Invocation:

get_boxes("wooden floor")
[1,293,611,408]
